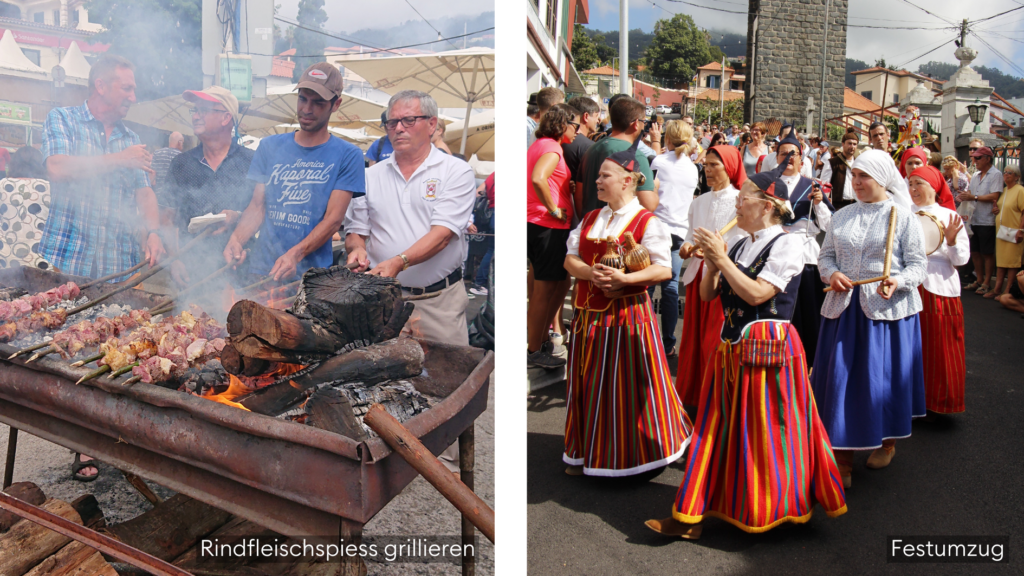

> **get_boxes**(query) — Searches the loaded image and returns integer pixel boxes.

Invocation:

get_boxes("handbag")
[997,202,1020,244]
[739,337,788,367]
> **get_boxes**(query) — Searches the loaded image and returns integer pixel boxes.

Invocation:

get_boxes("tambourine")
[915,211,946,255]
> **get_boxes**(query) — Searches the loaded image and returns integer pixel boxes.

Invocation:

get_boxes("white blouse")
[650,151,698,239]
[780,173,832,267]
[680,185,743,285]
[912,203,971,297]
[567,198,672,268]
[725,225,805,292]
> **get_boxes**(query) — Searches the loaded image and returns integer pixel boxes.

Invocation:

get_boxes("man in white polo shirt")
[344,90,476,346]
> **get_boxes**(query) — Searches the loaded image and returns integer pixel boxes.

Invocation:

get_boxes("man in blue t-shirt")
[225,62,365,280]
[365,111,393,166]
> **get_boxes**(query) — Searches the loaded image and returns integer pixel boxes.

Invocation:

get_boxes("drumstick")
[824,206,899,294]
[680,217,738,258]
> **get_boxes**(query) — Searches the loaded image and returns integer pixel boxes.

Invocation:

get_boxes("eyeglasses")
[969,146,981,151]
[189,107,228,116]
[385,116,431,130]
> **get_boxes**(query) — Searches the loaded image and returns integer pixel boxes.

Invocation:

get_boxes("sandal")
[975,284,990,295]
[983,290,1001,299]
[964,281,980,291]
[72,453,99,483]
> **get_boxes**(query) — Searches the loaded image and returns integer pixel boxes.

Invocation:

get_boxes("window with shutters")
[546,0,558,38]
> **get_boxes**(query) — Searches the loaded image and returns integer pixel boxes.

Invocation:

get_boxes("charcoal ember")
[0,287,28,302]
[299,380,433,439]
[177,359,228,395]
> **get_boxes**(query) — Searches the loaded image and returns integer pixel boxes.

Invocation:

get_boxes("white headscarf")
[850,150,912,209]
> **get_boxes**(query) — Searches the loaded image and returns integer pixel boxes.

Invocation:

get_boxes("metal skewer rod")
[78,261,148,290]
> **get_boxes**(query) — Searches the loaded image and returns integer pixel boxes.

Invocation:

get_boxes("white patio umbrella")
[247,123,379,149]
[125,92,291,135]
[340,48,495,156]
[443,110,494,161]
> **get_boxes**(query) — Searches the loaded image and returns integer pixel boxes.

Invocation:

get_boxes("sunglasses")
[385,116,431,130]
[568,121,580,132]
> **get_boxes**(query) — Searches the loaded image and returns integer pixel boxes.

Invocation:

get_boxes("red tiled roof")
[850,67,946,84]
[271,57,295,78]
[698,61,735,73]
[843,87,898,117]
[582,65,621,76]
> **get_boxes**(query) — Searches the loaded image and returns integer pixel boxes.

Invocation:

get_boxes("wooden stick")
[107,362,138,380]
[824,206,899,293]
[70,352,105,368]
[363,404,495,544]
[880,205,898,297]
[149,261,232,312]
[78,261,148,290]
[76,365,110,385]
[122,376,141,387]
[238,276,275,293]
[25,345,57,364]
[8,340,54,359]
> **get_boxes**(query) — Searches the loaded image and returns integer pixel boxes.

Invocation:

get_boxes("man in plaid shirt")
[41,55,166,282]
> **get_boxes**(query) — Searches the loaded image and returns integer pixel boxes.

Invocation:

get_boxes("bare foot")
[72,453,98,481]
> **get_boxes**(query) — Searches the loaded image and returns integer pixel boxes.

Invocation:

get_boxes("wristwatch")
[398,253,410,271]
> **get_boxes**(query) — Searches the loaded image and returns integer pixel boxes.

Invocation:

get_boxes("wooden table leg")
[3,427,16,489]
[460,426,476,576]
[341,518,367,576]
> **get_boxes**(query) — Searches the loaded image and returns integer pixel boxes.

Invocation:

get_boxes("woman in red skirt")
[908,165,969,415]
[562,138,692,476]
[675,146,746,408]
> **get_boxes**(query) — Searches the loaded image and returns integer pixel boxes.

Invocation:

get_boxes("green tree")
[646,14,714,85]
[571,24,600,72]
[845,58,869,89]
[916,61,958,81]
[292,0,328,82]
[85,0,202,101]
[694,99,743,126]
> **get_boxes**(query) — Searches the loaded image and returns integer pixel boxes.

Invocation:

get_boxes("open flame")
[199,361,306,411]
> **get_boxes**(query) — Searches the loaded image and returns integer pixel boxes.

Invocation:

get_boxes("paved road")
[527,291,1022,575]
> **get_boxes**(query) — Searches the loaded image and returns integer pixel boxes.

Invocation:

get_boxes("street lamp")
[967,98,988,133]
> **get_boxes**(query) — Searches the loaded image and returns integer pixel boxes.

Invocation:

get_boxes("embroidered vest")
[574,208,655,311]
[719,234,801,342]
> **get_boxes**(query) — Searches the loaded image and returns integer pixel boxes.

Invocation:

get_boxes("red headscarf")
[899,147,929,178]
[708,145,747,189]
[909,165,956,211]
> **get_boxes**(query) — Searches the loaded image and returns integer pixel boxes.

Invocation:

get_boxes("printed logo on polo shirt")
[308,69,328,80]
[423,178,441,202]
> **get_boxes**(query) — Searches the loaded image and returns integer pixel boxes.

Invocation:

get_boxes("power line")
[897,0,958,26]
[400,0,459,50]
[970,31,1024,77]
[244,26,494,58]
[660,0,746,15]
[971,4,1024,24]
[849,23,956,30]
[275,16,392,53]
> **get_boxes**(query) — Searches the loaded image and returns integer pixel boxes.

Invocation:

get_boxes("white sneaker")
[469,286,488,296]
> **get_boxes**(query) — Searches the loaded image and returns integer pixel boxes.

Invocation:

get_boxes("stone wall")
[744,0,848,130]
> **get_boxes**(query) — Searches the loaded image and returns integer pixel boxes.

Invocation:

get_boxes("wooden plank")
[23,540,117,576]
[1,482,46,533]
[106,494,232,562]
[0,499,82,576]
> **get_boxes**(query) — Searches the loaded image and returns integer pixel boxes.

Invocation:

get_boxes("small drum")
[915,211,946,255]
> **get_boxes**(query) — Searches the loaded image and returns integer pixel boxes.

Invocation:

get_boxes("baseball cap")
[969,146,993,158]
[182,85,239,121]
[296,62,343,100]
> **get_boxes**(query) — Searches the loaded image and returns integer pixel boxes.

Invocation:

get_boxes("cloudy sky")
[585,0,1024,77]
[276,0,489,34]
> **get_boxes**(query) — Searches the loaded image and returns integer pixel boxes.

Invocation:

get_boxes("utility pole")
[719,55,725,120]
[619,0,629,95]
[960,18,968,48]
[817,0,832,138]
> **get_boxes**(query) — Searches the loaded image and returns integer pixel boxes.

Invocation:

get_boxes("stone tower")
[744,0,849,130]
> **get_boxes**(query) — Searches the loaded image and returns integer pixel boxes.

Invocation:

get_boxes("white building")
[526,0,588,96]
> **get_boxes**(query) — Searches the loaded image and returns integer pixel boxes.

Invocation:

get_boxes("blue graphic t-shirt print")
[247,133,366,276]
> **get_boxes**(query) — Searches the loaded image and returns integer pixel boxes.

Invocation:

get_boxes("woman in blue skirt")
[811,149,928,489]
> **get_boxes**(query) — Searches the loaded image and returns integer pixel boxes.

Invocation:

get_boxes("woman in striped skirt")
[647,153,847,539]
[908,166,969,415]
[562,139,692,477]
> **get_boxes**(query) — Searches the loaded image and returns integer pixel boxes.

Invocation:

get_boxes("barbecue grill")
[0,267,493,574]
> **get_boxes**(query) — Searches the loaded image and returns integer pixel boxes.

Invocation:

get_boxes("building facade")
[527,0,588,96]
[851,67,945,107]
[744,0,848,125]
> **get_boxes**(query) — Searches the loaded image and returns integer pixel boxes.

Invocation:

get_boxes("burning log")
[225,266,414,373]
[0,498,83,575]
[303,388,368,441]
[236,338,424,415]
[364,405,495,544]
[0,482,46,533]
[301,380,432,441]
[218,341,270,377]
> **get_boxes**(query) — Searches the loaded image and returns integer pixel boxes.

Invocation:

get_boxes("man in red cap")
[224,63,365,281]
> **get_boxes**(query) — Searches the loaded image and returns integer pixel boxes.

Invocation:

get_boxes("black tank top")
[719,234,802,342]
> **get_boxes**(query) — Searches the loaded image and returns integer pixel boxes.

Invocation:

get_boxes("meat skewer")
[0,283,80,323]
[22,309,155,362]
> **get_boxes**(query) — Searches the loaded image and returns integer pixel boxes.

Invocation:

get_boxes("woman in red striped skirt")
[675,146,746,407]
[647,153,846,539]
[562,139,692,477]
[908,166,969,415]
